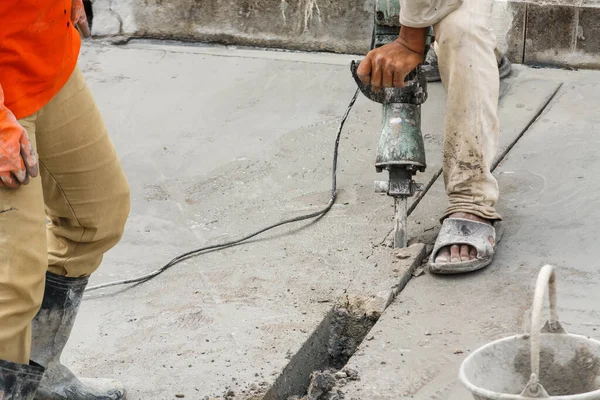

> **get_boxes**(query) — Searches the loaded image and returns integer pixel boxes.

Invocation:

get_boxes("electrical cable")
[86,31,376,293]
[85,88,361,292]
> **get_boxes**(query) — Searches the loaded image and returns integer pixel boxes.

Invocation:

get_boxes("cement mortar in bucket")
[459,265,600,399]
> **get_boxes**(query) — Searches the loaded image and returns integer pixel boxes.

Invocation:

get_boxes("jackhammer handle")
[350,60,428,105]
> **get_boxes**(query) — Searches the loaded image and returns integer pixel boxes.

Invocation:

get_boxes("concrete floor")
[343,69,600,399]
[66,40,600,399]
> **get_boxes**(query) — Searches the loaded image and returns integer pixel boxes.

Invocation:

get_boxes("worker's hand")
[0,106,39,189]
[71,0,91,38]
[357,27,429,90]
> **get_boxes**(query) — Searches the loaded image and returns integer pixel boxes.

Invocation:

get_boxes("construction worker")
[358,0,503,274]
[0,1,129,399]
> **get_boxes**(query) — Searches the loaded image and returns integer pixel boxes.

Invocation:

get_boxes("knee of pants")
[103,176,131,245]
[79,172,131,250]
[47,182,130,278]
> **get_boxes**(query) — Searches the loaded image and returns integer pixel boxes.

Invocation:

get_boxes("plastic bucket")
[459,265,600,399]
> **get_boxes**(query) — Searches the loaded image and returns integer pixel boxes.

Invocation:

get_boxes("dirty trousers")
[433,0,502,220]
[0,66,131,365]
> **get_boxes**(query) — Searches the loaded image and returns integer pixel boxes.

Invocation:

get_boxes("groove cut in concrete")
[263,244,427,400]
[262,308,335,400]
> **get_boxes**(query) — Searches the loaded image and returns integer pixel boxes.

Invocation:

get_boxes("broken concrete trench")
[72,40,600,400]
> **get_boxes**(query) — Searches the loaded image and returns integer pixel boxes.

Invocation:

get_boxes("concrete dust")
[514,344,600,396]
[288,368,359,400]
[199,373,270,400]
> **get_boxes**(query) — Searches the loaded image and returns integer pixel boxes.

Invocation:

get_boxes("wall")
[91,0,375,54]
[90,0,600,68]
[493,0,600,68]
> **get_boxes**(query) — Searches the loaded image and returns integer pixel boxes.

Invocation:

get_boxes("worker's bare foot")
[434,212,492,264]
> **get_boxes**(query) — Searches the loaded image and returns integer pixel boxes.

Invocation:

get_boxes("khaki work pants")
[0,66,131,365]
[433,0,502,220]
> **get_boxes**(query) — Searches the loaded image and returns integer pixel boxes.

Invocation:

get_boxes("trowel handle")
[521,265,565,397]
[350,60,427,105]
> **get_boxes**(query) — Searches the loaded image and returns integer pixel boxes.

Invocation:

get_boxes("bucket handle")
[521,265,566,398]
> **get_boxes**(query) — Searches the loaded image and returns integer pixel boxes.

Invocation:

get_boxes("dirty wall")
[91,0,374,54]
[90,0,600,68]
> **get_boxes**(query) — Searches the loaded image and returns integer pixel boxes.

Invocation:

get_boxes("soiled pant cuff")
[442,203,502,223]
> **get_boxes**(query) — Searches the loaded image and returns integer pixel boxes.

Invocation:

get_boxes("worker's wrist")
[397,26,428,55]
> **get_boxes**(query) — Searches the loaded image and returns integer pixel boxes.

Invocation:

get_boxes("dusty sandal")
[429,218,502,274]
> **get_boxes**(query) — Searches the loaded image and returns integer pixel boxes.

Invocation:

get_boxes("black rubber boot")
[422,46,513,82]
[421,46,442,82]
[0,359,44,399]
[30,273,126,400]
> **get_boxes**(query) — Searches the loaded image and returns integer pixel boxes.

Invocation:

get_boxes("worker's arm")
[0,85,39,189]
[357,0,463,89]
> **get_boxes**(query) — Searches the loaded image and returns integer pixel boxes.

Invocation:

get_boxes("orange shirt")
[0,0,81,119]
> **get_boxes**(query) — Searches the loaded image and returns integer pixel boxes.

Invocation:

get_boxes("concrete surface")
[73,40,444,400]
[342,67,600,399]
[60,40,572,400]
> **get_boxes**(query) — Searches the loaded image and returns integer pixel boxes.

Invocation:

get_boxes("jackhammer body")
[351,1,432,248]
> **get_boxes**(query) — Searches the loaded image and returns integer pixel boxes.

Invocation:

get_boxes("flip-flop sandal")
[429,218,505,274]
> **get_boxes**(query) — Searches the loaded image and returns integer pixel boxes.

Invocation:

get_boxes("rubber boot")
[422,46,513,82]
[30,273,126,400]
[421,46,442,82]
[0,359,44,399]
